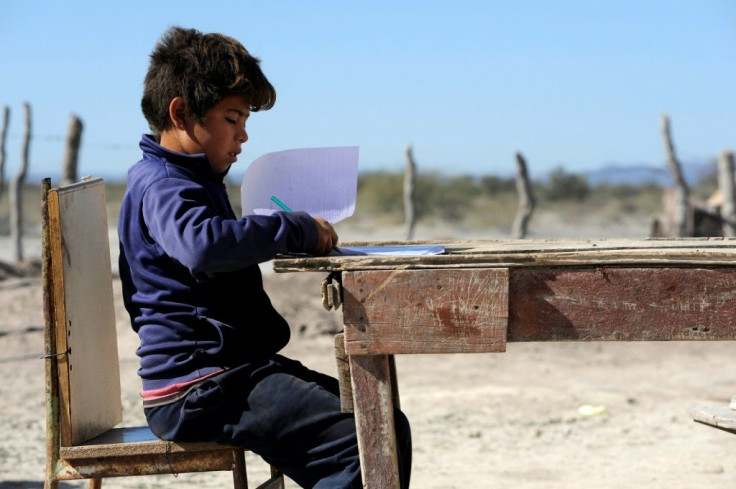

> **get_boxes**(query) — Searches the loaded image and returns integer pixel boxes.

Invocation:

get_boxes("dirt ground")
[1,214,736,488]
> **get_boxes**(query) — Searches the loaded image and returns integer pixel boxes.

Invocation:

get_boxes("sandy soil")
[2,214,736,488]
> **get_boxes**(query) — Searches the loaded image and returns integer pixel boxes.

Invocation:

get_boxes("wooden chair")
[41,177,284,489]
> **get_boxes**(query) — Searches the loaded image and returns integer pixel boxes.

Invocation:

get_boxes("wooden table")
[274,238,736,488]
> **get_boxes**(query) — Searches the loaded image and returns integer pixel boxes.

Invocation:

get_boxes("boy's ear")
[168,97,188,130]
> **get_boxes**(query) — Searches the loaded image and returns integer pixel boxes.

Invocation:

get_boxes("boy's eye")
[225,117,237,124]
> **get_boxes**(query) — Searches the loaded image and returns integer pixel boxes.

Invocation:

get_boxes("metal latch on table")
[321,272,342,311]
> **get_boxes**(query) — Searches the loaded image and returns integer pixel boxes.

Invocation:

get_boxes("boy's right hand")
[312,217,338,255]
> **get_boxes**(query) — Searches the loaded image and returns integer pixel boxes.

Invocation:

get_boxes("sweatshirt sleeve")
[142,177,319,280]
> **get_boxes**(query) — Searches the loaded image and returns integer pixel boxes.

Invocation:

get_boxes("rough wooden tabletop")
[273,237,736,272]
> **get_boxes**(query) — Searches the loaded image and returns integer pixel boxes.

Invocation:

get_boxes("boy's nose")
[239,129,248,143]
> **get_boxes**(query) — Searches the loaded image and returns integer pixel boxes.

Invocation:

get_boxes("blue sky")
[1,1,735,183]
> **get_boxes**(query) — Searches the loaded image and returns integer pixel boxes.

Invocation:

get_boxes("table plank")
[273,238,736,272]
[509,268,736,341]
[342,268,509,355]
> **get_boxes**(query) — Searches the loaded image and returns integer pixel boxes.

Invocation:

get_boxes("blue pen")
[270,195,293,212]
[270,195,341,254]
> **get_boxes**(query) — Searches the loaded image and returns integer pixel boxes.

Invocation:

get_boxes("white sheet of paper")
[240,146,359,223]
[330,245,446,256]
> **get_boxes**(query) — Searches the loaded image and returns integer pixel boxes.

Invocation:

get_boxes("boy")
[117,26,411,488]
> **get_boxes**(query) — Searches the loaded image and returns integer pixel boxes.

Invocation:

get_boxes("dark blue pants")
[145,355,412,488]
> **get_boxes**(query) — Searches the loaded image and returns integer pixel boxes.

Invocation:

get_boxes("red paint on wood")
[342,269,508,355]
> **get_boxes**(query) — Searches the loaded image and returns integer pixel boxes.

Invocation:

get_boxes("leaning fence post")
[660,114,691,237]
[0,106,9,203]
[61,114,83,187]
[718,150,736,236]
[403,143,417,241]
[511,152,535,239]
[10,102,31,263]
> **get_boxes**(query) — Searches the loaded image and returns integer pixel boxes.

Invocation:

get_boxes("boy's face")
[176,94,251,174]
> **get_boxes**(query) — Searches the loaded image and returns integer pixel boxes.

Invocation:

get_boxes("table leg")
[334,333,354,413]
[349,354,401,489]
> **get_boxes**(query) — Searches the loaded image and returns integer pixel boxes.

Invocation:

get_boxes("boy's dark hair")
[142,26,276,134]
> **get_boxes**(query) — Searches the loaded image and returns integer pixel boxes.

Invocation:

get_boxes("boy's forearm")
[146,196,317,278]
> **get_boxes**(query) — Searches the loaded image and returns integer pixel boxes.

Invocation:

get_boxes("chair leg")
[43,475,58,489]
[89,478,102,489]
[269,466,285,489]
[232,448,249,489]
[253,466,284,489]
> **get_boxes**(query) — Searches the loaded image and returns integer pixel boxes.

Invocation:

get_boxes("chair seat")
[61,426,240,459]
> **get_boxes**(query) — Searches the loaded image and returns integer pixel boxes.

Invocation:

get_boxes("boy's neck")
[159,129,188,155]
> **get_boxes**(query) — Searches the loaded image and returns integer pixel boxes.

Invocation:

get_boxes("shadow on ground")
[0,482,82,489]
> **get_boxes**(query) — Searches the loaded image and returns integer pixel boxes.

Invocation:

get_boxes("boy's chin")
[211,163,232,176]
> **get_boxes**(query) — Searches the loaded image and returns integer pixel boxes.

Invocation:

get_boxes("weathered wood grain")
[342,268,509,355]
[333,333,354,413]
[510,268,736,341]
[349,354,400,489]
[341,265,736,352]
[274,238,736,272]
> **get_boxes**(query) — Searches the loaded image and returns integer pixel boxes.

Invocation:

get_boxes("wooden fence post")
[10,102,31,263]
[660,114,691,237]
[61,114,83,186]
[0,106,8,203]
[511,152,535,239]
[718,150,736,236]
[403,143,416,241]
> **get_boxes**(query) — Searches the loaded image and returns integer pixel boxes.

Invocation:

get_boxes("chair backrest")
[45,178,122,446]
